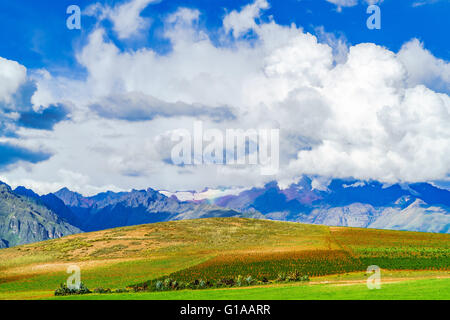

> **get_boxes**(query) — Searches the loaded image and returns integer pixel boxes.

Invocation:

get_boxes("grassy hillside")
[0,218,448,300]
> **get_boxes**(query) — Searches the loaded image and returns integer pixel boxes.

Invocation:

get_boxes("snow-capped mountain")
[205,177,450,233]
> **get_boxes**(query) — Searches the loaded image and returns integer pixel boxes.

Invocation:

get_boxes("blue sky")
[0,0,448,72]
[0,0,449,194]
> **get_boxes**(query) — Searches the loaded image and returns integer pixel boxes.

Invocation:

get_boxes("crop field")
[165,250,363,283]
[0,218,448,300]
[139,224,449,289]
[331,228,450,270]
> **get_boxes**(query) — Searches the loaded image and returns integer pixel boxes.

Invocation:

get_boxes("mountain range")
[209,177,449,234]
[0,177,448,248]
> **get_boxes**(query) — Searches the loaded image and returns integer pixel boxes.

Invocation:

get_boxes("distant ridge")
[209,178,450,233]
[1,176,449,248]
[51,187,254,232]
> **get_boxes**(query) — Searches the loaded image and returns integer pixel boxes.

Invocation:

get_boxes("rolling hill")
[0,218,448,300]
[1,182,255,247]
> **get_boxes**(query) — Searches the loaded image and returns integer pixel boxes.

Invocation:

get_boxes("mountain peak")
[53,187,87,207]
[0,181,12,192]
[56,187,76,194]
[13,186,40,199]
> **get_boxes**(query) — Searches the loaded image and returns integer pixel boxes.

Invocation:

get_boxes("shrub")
[217,278,235,287]
[287,270,301,282]
[114,288,129,293]
[143,270,308,293]
[93,287,112,294]
[163,278,173,289]
[54,283,91,296]
[132,282,148,292]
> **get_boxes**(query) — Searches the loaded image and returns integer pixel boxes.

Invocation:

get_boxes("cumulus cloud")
[86,0,157,39]
[3,0,449,193]
[0,69,70,131]
[223,0,270,38]
[286,43,450,183]
[398,39,450,94]
[0,58,69,168]
[0,57,27,104]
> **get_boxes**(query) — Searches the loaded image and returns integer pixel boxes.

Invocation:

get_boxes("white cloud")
[3,0,450,194]
[326,0,358,10]
[412,0,441,7]
[166,7,200,25]
[0,57,27,104]
[325,0,383,11]
[86,0,157,39]
[287,43,450,183]
[223,0,270,37]
[398,39,450,93]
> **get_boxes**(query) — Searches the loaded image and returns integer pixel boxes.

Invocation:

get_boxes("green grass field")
[0,218,448,300]
[50,277,450,300]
